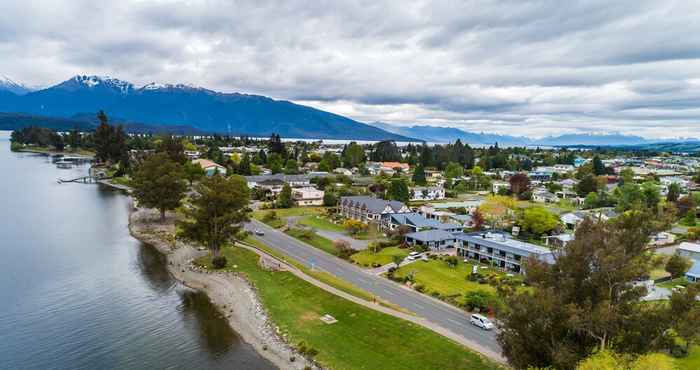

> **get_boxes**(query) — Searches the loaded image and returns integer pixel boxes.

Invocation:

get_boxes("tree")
[665,254,692,278]
[387,179,410,203]
[498,213,672,369]
[518,207,559,236]
[676,196,697,217]
[276,182,293,208]
[683,210,696,226]
[669,283,700,354]
[472,209,485,231]
[183,161,206,186]
[132,153,187,221]
[619,168,635,186]
[370,140,401,162]
[576,350,675,370]
[284,159,299,174]
[343,219,367,235]
[179,175,250,257]
[592,155,606,176]
[323,192,337,207]
[577,174,598,197]
[445,255,459,268]
[157,135,187,164]
[666,183,681,202]
[238,153,252,175]
[318,152,341,172]
[342,141,365,168]
[444,162,464,179]
[94,110,112,163]
[584,192,599,209]
[509,173,531,197]
[267,153,284,174]
[412,164,427,185]
[641,182,661,212]
[392,254,404,267]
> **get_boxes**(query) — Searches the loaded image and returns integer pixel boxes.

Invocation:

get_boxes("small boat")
[56,161,73,169]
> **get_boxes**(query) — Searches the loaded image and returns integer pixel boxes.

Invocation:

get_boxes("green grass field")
[678,345,700,370]
[351,247,410,267]
[196,246,502,370]
[286,228,339,256]
[394,259,501,297]
[297,215,345,232]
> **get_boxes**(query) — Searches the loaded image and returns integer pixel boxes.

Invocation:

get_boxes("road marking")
[382,289,396,296]
[413,303,425,310]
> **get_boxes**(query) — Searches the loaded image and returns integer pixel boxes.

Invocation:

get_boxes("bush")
[670,344,689,358]
[262,210,278,222]
[212,255,227,269]
[333,239,355,260]
[414,283,425,292]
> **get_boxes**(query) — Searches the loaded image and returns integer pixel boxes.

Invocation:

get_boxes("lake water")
[0,132,275,370]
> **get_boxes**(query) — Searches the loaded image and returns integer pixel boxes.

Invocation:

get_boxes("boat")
[56,161,73,169]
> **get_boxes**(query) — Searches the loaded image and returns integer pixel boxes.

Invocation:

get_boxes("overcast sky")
[2,0,700,139]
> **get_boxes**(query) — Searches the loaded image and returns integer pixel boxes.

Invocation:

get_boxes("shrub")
[414,283,425,292]
[212,255,227,269]
[262,210,278,222]
[333,239,355,260]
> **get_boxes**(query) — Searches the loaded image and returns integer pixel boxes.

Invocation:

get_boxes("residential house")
[380,161,410,173]
[455,232,555,274]
[532,189,558,203]
[404,230,457,251]
[339,196,410,225]
[184,150,201,159]
[387,213,462,233]
[492,181,509,194]
[192,159,227,176]
[409,186,446,201]
[677,242,700,283]
[292,187,325,206]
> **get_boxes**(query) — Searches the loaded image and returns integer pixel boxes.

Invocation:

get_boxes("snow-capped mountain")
[53,75,135,94]
[0,75,31,95]
[0,74,413,141]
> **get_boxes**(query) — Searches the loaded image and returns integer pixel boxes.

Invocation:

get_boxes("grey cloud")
[1,0,700,138]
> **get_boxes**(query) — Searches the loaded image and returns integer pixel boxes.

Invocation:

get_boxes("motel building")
[455,232,555,274]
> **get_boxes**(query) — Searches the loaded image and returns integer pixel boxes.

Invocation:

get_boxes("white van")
[470,314,494,330]
[407,251,422,261]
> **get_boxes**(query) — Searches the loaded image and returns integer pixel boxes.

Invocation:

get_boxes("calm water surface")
[0,132,275,370]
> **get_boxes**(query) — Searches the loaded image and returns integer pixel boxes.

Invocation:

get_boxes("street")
[246,219,502,360]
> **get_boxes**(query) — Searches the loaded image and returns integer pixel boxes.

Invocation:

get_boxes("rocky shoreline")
[128,205,314,370]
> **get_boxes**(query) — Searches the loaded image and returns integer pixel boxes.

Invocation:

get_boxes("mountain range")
[369,122,696,146]
[0,75,412,141]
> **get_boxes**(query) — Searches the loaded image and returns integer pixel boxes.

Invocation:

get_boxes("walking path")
[236,240,507,365]
[315,229,370,250]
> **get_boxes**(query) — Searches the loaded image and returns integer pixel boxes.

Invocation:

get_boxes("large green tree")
[276,182,293,208]
[387,178,409,203]
[517,206,559,236]
[412,164,427,185]
[179,175,250,257]
[132,153,187,221]
[342,141,365,168]
[498,213,674,369]
[157,135,187,164]
[183,161,206,186]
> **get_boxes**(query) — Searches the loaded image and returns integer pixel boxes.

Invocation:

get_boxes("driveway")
[246,219,504,362]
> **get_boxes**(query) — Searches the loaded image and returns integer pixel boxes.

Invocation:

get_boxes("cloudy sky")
[2,0,700,138]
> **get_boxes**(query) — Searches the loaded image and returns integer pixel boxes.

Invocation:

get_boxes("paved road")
[247,220,502,360]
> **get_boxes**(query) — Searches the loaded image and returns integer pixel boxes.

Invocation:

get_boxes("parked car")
[470,314,494,330]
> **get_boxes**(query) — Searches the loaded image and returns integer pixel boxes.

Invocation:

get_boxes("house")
[192,159,227,176]
[559,178,578,189]
[492,181,509,194]
[455,232,555,274]
[532,190,558,203]
[449,214,475,228]
[544,233,574,248]
[380,162,410,173]
[245,174,328,189]
[184,150,201,159]
[560,211,587,229]
[677,242,700,283]
[292,187,324,206]
[409,186,446,201]
[387,213,463,233]
[339,196,410,225]
[333,167,353,176]
[404,230,457,251]
[424,170,443,181]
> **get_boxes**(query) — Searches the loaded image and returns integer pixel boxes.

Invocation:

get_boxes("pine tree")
[412,164,427,185]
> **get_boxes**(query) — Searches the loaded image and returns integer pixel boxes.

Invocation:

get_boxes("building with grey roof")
[387,213,463,233]
[404,230,458,251]
[339,196,410,225]
[455,232,555,274]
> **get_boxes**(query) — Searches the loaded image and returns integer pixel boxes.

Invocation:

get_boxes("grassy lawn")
[252,206,327,221]
[286,228,339,256]
[394,259,505,298]
[353,225,384,240]
[297,215,345,232]
[196,246,502,370]
[677,345,700,370]
[351,247,410,267]
[658,277,689,289]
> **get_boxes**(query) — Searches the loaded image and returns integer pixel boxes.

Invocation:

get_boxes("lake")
[0,132,275,370]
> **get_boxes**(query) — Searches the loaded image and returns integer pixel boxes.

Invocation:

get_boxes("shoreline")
[128,205,314,370]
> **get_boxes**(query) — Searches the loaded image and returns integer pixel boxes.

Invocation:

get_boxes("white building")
[292,187,325,206]
[409,186,446,201]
